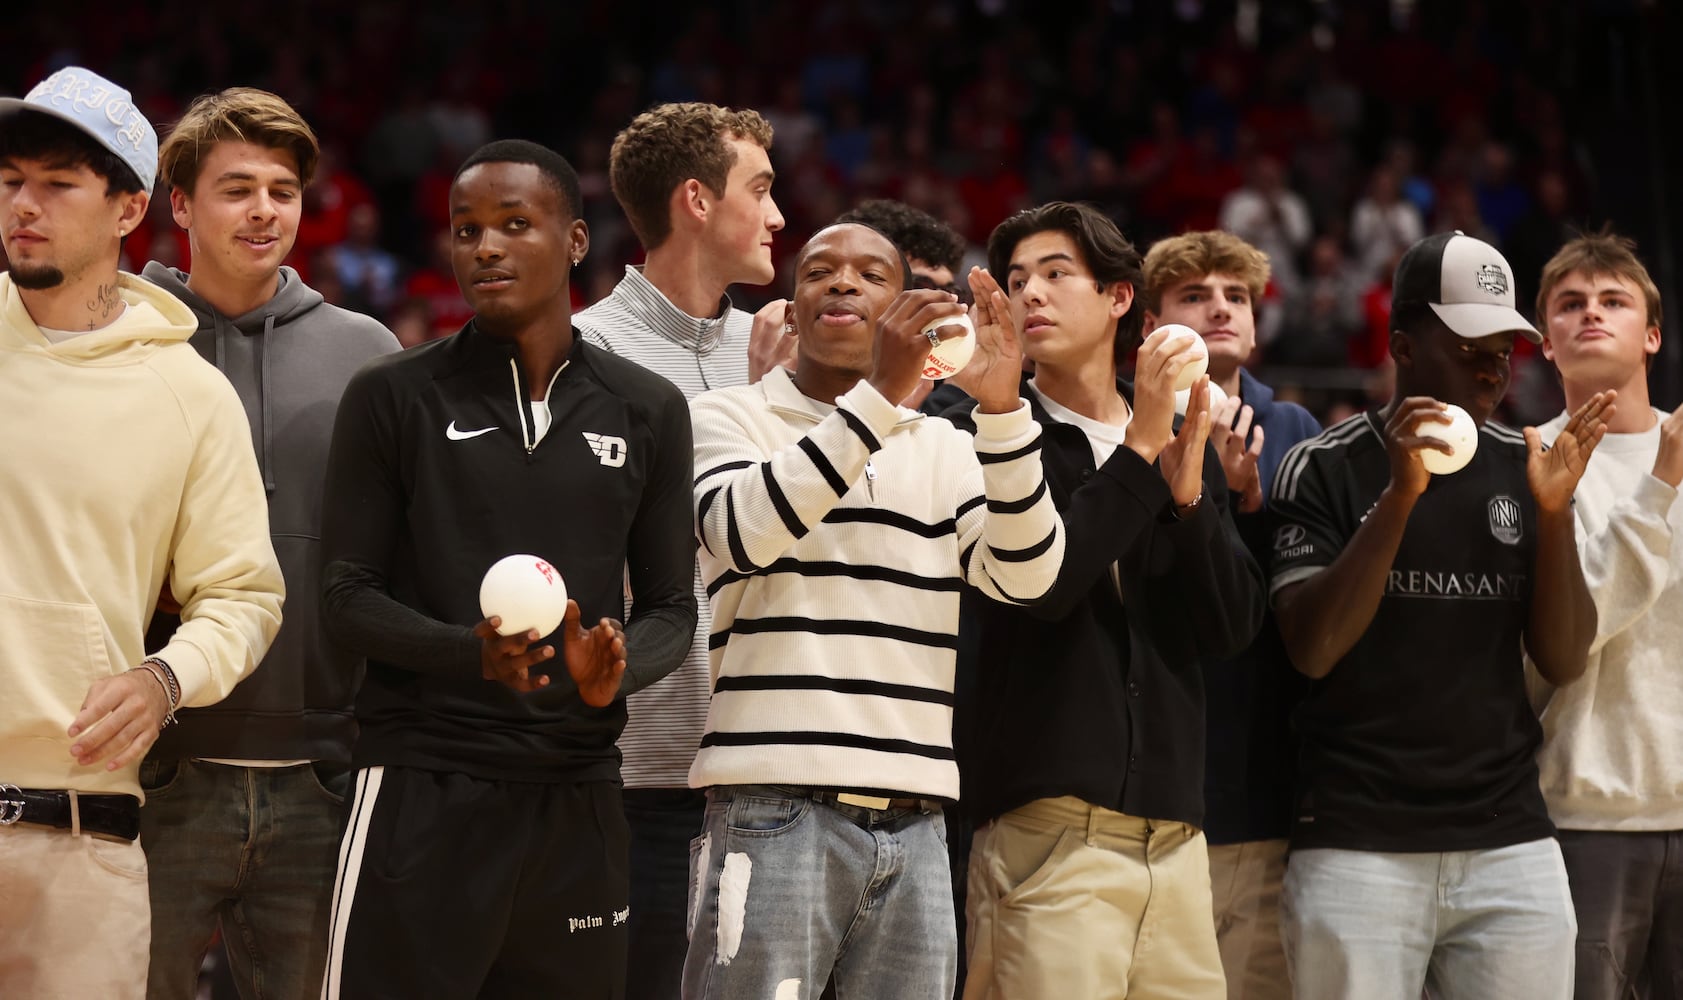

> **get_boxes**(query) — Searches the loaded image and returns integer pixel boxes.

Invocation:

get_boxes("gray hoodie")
[142,262,401,764]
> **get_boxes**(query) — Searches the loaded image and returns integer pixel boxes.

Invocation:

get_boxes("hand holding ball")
[479,554,568,637]
[1416,404,1478,475]
[921,312,976,380]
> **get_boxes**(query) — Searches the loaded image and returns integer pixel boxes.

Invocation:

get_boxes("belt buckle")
[835,793,892,810]
[0,784,24,825]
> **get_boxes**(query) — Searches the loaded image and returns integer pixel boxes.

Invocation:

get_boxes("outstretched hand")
[1210,394,1265,512]
[1527,390,1615,514]
[561,600,627,707]
[947,266,1024,413]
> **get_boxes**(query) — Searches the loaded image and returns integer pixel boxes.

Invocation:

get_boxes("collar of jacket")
[608,265,736,356]
[759,366,926,429]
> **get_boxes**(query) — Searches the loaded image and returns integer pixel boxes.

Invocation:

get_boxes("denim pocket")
[306,761,349,806]
[138,759,184,798]
[724,793,809,837]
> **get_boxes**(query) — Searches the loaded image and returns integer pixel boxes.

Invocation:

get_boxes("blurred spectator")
[1280,235,1364,367]
[1384,139,1436,220]
[427,69,492,162]
[761,78,821,164]
[402,229,473,340]
[1160,124,1241,234]
[1219,153,1313,295]
[1432,179,1498,247]
[1350,164,1424,282]
[1475,141,1531,245]
[293,143,372,280]
[1506,170,1580,322]
[327,203,402,317]
[387,298,434,350]
[1293,106,1359,229]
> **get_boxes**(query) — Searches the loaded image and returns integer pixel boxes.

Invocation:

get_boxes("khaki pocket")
[0,594,115,738]
[995,824,1085,908]
[82,833,148,881]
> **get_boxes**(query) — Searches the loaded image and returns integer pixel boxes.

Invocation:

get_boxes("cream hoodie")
[1531,408,1683,830]
[0,273,284,798]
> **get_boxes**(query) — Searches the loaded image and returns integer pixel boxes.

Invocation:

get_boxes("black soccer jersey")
[1267,411,1556,852]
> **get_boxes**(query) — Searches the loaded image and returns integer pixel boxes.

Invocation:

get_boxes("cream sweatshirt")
[0,273,285,798]
[1532,408,1683,830]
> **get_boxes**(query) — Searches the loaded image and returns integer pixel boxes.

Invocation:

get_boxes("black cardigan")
[945,377,1264,827]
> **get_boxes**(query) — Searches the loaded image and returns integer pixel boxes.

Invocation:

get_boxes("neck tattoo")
[86,280,121,328]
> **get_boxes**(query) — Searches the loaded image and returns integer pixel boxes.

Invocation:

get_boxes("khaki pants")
[1209,839,1291,1000]
[964,796,1225,1000]
[0,822,150,999]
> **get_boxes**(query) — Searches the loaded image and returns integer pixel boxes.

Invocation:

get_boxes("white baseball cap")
[1392,230,1540,343]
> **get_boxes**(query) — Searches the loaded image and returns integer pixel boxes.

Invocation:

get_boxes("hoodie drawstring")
[259,314,275,493]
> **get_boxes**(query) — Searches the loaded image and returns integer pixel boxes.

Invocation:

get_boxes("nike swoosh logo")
[446,421,498,441]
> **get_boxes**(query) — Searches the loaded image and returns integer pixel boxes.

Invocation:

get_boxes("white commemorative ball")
[479,554,568,637]
[1174,379,1229,416]
[1417,403,1478,475]
[1154,323,1208,391]
[921,312,976,380]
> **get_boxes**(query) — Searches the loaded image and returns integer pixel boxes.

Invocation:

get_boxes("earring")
[571,257,581,268]
[783,321,795,336]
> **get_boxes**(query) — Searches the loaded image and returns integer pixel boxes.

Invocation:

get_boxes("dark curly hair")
[836,199,966,275]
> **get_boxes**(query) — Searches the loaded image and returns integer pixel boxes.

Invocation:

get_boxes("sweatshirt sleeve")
[1578,472,1678,655]
[618,390,700,697]
[157,378,286,707]
[692,379,903,573]
[319,366,482,677]
[951,402,1065,605]
[1130,441,1266,661]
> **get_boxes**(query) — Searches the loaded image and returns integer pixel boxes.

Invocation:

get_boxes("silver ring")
[924,325,942,348]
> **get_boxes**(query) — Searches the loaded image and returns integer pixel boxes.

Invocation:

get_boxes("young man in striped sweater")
[682,221,1064,999]
[573,101,785,1000]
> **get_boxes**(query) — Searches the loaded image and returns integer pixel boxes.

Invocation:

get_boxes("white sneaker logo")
[446,421,497,441]
[583,432,627,468]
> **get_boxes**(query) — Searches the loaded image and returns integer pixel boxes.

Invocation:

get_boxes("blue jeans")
[139,759,348,1000]
[1282,838,1577,1000]
[682,785,955,1000]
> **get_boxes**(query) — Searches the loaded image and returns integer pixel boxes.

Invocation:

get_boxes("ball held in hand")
[1175,380,1228,416]
[1155,324,1209,391]
[479,554,568,637]
[921,312,976,379]
[1417,403,1479,475]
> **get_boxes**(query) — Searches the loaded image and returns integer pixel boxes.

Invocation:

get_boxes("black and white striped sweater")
[689,367,1064,799]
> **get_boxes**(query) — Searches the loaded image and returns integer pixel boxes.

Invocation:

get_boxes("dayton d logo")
[582,432,627,468]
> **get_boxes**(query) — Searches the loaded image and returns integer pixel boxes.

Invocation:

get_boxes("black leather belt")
[0,785,141,841]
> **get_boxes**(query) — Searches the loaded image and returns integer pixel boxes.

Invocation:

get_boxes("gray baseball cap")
[1392,230,1541,344]
[0,66,158,191]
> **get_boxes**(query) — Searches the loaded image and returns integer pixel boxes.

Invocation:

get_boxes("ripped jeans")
[681,785,955,1000]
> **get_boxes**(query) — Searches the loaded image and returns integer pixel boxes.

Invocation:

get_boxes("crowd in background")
[4,0,1646,424]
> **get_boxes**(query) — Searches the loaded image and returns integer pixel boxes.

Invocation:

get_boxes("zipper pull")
[865,460,877,502]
